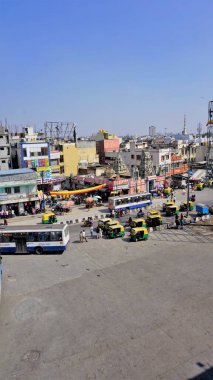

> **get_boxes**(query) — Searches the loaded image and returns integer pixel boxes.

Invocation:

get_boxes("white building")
[0,127,10,170]
[149,147,172,176]
[120,140,148,174]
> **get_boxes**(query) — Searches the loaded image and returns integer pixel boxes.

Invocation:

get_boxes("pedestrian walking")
[4,218,8,226]
[180,213,184,229]
[175,214,179,229]
[82,229,88,242]
[96,226,100,239]
[79,231,83,243]
[90,225,94,238]
[99,228,102,239]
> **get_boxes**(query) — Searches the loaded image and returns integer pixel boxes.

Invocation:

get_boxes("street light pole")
[186,145,191,216]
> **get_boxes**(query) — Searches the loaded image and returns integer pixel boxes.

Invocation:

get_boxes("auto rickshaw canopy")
[165,201,175,207]
[163,201,175,211]
[98,218,112,226]
[131,218,146,227]
[130,227,148,235]
[164,187,171,194]
[105,220,121,229]
[147,209,161,217]
[181,201,193,207]
[195,182,204,190]
[146,214,162,221]
[166,205,179,214]
[42,212,57,223]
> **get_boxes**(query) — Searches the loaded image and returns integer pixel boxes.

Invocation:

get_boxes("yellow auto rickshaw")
[130,227,149,242]
[164,187,171,196]
[147,209,161,217]
[105,220,121,231]
[42,212,57,224]
[165,205,179,216]
[162,201,175,212]
[195,182,204,191]
[146,214,162,228]
[130,218,147,228]
[179,201,194,212]
[106,224,125,239]
[98,218,112,230]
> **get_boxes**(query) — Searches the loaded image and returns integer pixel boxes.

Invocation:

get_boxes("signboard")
[36,168,52,181]
[36,167,51,172]
[0,193,8,201]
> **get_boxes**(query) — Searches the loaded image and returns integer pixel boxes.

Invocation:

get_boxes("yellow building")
[60,141,99,176]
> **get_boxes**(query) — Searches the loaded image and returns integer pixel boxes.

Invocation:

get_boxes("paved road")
[5,188,213,227]
[0,220,213,379]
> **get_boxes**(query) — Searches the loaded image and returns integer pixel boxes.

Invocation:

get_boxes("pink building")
[96,139,120,164]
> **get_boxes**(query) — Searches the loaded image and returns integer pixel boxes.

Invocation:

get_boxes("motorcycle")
[82,218,93,227]
[137,211,144,218]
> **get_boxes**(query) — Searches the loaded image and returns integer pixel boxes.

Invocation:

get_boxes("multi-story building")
[150,147,172,176]
[92,129,120,164]
[0,126,11,170]
[59,140,99,177]
[120,140,148,174]
[0,168,39,215]
[11,141,52,190]
[149,126,156,137]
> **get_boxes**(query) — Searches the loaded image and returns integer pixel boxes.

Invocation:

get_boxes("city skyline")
[0,0,212,135]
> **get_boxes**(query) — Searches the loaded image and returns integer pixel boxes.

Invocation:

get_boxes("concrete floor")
[0,223,213,380]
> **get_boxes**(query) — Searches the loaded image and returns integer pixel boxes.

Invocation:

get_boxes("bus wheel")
[35,246,43,255]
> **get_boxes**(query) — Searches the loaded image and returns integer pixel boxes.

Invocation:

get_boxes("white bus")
[0,224,69,254]
[108,192,152,212]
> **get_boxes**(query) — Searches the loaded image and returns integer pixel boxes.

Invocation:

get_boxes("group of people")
[0,209,15,219]
[79,230,88,243]
[175,213,184,229]
[79,225,103,242]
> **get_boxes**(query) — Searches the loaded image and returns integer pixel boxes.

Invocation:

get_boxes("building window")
[5,188,11,194]
[166,155,169,160]
[131,155,134,159]
[0,147,4,150]
[161,156,164,161]
[41,147,48,156]
[2,160,6,163]
[136,155,141,160]
[23,148,27,156]
[30,152,35,157]
[14,187,20,193]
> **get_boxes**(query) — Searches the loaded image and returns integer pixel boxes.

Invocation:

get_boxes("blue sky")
[0,0,212,136]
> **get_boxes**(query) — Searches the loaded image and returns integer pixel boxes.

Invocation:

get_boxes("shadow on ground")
[188,366,213,380]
